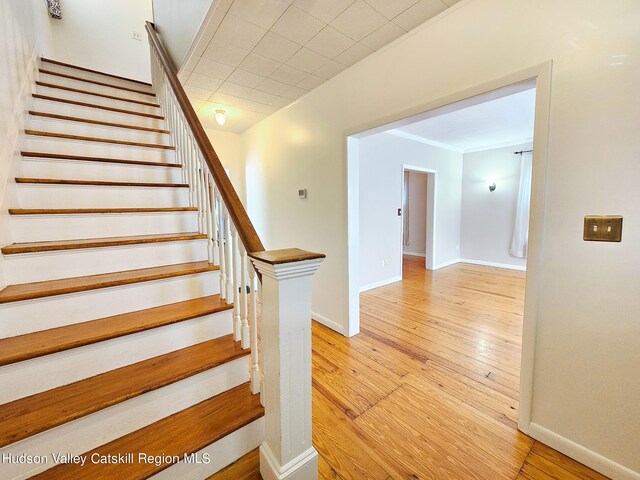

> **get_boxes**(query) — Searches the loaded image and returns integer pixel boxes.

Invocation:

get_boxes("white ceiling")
[179,0,459,133]
[389,88,536,153]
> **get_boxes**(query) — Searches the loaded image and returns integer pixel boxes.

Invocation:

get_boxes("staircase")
[0,58,264,479]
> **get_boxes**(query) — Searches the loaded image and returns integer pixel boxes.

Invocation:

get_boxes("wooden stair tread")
[33,94,164,120]
[36,81,160,107]
[25,130,176,150]
[21,151,181,168]
[0,334,246,448]
[29,111,170,134]
[39,69,156,96]
[0,261,217,304]
[41,58,152,87]
[32,383,263,479]
[0,295,233,366]
[208,448,261,480]
[15,177,189,188]
[2,232,207,255]
[9,207,198,215]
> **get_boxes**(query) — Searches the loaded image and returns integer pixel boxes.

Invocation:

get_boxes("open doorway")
[401,167,436,272]
[347,68,550,432]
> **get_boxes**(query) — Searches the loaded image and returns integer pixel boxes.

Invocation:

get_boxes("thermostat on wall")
[298,189,307,199]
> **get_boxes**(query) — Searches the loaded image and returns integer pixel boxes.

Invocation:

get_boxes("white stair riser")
[4,240,209,284]
[151,418,264,480]
[24,137,176,163]
[27,116,173,146]
[31,98,165,129]
[39,61,155,92]
[16,184,190,208]
[0,62,256,480]
[35,85,161,116]
[10,212,198,242]
[0,357,249,480]
[20,158,183,184]
[0,270,221,336]
[37,72,159,104]
[0,309,235,402]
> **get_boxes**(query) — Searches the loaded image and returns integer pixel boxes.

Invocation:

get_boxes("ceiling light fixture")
[214,109,227,126]
[488,179,497,192]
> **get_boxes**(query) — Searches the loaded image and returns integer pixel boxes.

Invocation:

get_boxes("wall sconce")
[488,179,496,192]
[215,109,227,126]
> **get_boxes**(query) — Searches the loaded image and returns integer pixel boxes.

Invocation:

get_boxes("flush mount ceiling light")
[214,109,227,126]
[488,179,497,192]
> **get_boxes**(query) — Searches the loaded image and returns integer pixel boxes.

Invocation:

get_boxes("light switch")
[583,216,622,242]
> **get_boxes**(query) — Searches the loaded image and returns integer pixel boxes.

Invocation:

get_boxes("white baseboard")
[403,251,426,257]
[529,422,640,480]
[260,444,318,480]
[359,275,402,293]
[433,258,461,270]
[311,311,345,336]
[459,258,526,271]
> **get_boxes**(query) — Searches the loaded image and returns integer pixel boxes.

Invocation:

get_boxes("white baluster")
[215,189,226,300]
[239,244,250,349]
[176,117,187,185]
[149,48,157,94]
[209,174,219,265]
[181,124,189,199]
[249,266,261,394]
[192,141,204,232]
[168,98,176,143]
[170,102,179,162]
[181,123,192,195]
[191,143,199,231]
[162,84,168,121]
[163,88,170,126]
[231,224,241,341]
[203,169,214,264]
[223,205,233,304]
[169,102,177,157]
[198,156,207,235]
[185,134,194,207]
[258,279,264,405]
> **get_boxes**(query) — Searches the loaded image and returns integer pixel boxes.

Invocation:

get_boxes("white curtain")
[403,171,410,246]
[510,151,532,258]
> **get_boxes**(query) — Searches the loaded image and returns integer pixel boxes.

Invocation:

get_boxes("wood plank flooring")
[212,256,609,480]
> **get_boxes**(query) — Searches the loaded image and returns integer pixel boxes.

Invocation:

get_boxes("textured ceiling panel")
[181,0,457,133]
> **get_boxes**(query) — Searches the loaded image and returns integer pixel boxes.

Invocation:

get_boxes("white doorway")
[401,167,436,272]
[346,63,552,432]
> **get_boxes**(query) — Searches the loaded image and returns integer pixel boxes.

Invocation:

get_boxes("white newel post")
[248,249,325,480]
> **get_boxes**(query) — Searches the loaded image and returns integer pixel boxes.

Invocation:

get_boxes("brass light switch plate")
[583,216,623,242]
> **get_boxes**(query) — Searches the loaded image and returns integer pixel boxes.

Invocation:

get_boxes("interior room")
[358,85,535,292]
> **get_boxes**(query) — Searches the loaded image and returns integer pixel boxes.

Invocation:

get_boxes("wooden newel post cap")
[247,248,326,265]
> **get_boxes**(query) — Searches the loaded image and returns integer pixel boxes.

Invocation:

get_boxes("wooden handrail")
[145,21,265,255]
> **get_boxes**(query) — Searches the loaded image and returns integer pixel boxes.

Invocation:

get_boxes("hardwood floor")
[212,256,609,480]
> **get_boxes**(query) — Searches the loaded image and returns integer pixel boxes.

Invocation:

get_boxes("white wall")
[0,0,53,289]
[152,0,213,69]
[205,129,246,205]
[47,0,153,82]
[359,134,462,290]
[242,0,640,476]
[460,143,531,269]
[404,171,428,257]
